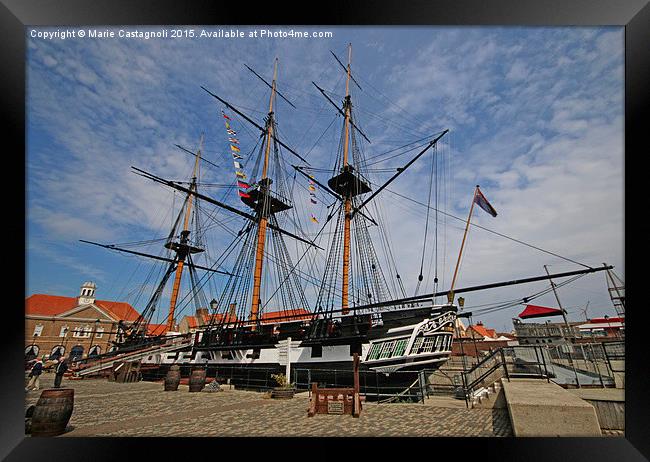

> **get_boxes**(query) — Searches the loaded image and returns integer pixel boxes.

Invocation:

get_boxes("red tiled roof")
[260,309,312,324]
[95,301,140,322]
[185,316,198,329]
[468,324,497,339]
[26,294,140,322]
[210,313,238,324]
[146,323,169,336]
[589,317,624,324]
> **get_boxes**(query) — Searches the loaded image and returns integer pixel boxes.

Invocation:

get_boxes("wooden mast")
[167,133,204,332]
[341,44,353,315]
[449,185,478,304]
[250,58,278,330]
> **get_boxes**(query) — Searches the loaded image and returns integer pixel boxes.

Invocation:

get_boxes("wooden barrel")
[164,365,181,391]
[188,369,207,392]
[30,388,74,437]
[271,387,295,399]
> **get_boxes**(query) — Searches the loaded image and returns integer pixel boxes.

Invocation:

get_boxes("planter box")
[271,388,295,399]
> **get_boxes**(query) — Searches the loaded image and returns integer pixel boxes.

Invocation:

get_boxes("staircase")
[75,337,192,377]
[468,380,505,409]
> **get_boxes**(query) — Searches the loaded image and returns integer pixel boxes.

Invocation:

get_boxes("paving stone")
[25,373,513,437]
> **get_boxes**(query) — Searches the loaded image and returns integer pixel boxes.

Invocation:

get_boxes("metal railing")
[292,368,437,403]
[457,342,622,406]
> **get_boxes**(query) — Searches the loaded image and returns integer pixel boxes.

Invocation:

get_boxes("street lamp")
[88,319,100,357]
[209,299,218,325]
[62,327,69,357]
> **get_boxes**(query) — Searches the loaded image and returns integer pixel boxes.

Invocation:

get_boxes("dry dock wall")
[502,378,602,436]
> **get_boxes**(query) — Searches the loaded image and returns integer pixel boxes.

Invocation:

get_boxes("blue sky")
[26,26,624,332]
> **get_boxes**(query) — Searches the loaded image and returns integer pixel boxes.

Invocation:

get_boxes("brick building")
[25,281,141,361]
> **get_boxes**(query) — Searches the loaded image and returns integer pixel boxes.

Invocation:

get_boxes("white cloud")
[26,27,624,328]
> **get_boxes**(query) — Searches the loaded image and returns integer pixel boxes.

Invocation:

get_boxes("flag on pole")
[231,153,243,160]
[229,137,239,144]
[227,129,237,135]
[222,111,230,120]
[230,145,240,152]
[474,187,498,217]
[235,171,247,179]
[237,181,250,189]
[238,190,251,199]
[310,214,319,224]
[310,198,317,204]
[233,161,242,169]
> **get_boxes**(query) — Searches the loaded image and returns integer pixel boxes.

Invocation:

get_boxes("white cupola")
[78,281,97,305]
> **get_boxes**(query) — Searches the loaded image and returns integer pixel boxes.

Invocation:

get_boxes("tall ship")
[79,45,613,392]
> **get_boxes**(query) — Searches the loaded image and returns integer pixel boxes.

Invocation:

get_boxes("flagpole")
[449,185,479,304]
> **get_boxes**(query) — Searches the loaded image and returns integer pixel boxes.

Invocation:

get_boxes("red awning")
[518,304,564,319]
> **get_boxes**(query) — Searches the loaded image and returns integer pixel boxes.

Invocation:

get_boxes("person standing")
[54,358,68,388]
[26,358,43,391]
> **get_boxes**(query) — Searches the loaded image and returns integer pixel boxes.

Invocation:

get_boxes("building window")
[33,325,44,337]
[59,326,69,337]
[73,326,90,338]
[89,345,101,356]
[95,327,104,339]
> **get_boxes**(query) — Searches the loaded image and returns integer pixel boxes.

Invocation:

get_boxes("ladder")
[76,337,192,377]
[605,266,625,317]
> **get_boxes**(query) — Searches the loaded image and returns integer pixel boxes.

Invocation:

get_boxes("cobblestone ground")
[25,373,513,437]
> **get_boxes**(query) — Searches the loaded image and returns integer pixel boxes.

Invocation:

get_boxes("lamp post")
[209,298,219,328]
[62,328,69,357]
[88,319,100,357]
[29,333,38,360]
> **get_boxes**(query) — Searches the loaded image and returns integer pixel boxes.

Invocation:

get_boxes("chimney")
[196,307,209,324]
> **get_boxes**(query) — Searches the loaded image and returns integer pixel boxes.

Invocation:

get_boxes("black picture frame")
[5,0,647,460]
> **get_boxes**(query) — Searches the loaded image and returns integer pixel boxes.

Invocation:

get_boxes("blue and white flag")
[474,187,497,217]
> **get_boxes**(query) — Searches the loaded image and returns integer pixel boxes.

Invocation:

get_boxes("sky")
[25,26,624,333]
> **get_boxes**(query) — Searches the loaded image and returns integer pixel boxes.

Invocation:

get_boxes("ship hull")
[139,304,458,397]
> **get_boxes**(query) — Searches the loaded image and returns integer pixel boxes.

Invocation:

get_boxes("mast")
[341,44,353,315]
[449,186,478,303]
[543,264,574,341]
[166,134,204,332]
[250,58,278,329]
[603,262,625,317]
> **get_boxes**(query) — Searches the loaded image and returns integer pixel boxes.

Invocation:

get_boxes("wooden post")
[449,186,479,303]
[167,134,204,332]
[285,337,292,386]
[308,382,318,417]
[250,59,278,330]
[341,44,353,315]
[353,352,361,417]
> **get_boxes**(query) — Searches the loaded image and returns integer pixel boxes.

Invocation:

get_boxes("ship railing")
[292,367,435,403]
